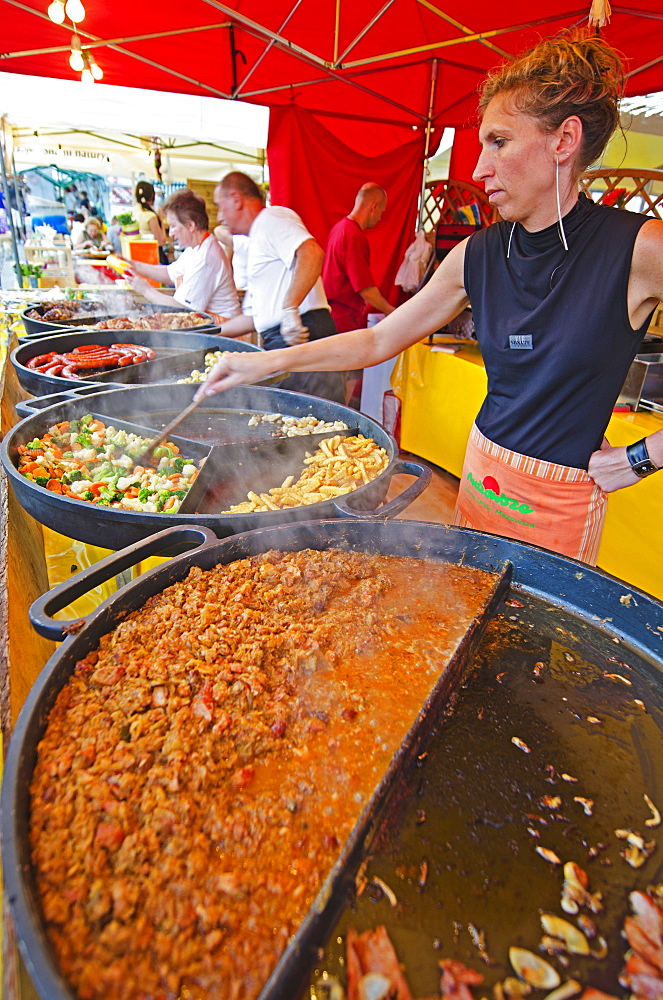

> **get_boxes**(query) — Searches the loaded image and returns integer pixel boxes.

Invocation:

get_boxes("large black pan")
[11,329,257,396]
[1,384,430,549]
[3,520,663,1000]
[20,301,215,337]
[20,300,109,335]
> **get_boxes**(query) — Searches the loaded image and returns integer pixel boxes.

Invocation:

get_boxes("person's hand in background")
[125,273,152,297]
[280,307,309,346]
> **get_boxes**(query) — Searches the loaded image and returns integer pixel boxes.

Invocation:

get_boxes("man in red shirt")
[322,183,395,405]
[322,183,395,334]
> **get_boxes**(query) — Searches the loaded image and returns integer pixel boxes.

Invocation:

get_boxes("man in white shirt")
[213,172,345,403]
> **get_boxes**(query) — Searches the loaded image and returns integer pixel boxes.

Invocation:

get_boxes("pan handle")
[332,459,432,520]
[29,525,219,640]
[15,384,102,418]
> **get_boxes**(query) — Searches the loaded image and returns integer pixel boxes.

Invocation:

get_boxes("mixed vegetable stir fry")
[16,414,200,513]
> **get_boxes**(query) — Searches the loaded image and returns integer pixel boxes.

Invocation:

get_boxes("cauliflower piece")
[116,476,139,491]
[70,480,93,494]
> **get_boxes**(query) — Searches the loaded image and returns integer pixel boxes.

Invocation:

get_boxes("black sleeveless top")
[464,195,654,469]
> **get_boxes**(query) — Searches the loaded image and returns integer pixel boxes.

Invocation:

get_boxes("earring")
[555,157,569,252]
[506,221,516,259]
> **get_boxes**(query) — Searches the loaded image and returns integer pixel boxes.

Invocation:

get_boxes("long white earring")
[556,157,569,251]
[506,221,516,259]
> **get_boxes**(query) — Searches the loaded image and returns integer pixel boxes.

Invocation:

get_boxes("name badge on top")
[509,334,533,350]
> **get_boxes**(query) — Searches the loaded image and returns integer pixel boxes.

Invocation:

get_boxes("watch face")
[634,460,657,477]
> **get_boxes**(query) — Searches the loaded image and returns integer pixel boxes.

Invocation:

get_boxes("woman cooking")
[123,188,240,324]
[198,33,663,565]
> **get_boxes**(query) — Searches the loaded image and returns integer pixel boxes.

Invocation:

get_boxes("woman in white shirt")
[124,188,240,323]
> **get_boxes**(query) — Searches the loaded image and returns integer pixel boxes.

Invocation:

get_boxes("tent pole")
[233,0,305,97]
[1,22,231,60]
[334,0,398,67]
[0,119,23,284]
[417,58,438,231]
[342,10,588,68]
[414,0,512,60]
[334,0,341,64]
[626,52,663,78]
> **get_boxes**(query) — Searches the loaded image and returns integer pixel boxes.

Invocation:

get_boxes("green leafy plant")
[117,212,137,226]
[14,261,44,278]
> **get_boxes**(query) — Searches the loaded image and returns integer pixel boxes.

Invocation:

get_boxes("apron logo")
[467,471,534,514]
[509,334,533,350]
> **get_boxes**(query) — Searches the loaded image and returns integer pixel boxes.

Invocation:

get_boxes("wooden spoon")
[133,396,204,466]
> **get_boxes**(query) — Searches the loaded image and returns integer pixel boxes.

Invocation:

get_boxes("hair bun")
[479,32,625,173]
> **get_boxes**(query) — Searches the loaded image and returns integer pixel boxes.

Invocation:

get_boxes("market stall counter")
[391,339,663,601]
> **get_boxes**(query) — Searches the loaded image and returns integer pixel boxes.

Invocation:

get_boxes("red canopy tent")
[2,0,662,292]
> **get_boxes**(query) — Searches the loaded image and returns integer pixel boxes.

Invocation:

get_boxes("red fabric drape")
[267,105,426,305]
[448,125,480,184]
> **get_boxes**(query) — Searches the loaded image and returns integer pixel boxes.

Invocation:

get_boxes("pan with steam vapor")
[2,383,430,549]
[11,329,266,396]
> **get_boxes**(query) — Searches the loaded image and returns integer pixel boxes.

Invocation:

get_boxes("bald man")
[322,183,395,335]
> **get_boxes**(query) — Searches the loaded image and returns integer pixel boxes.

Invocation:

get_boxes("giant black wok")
[3,520,663,1000]
[20,300,216,337]
[1,384,430,549]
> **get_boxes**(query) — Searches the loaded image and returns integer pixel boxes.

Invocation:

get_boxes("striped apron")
[453,424,607,564]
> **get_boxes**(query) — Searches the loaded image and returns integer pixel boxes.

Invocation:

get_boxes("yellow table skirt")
[392,341,663,601]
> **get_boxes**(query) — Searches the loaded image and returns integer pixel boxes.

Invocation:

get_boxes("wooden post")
[1,329,53,1000]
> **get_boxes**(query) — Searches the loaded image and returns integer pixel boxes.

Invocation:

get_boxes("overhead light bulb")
[47,0,66,23]
[65,0,85,22]
[87,53,103,80]
[69,48,85,71]
[69,33,84,70]
[80,67,94,85]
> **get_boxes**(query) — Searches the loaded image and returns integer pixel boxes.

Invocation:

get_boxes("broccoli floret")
[26,438,44,449]
[35,475,49,487]
[62,470,83,484]
[155,489,172,511]
[91,464,114,481]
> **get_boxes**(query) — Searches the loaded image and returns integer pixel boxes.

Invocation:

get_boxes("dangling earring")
[506,221,516,259]
[556,157,569,252]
